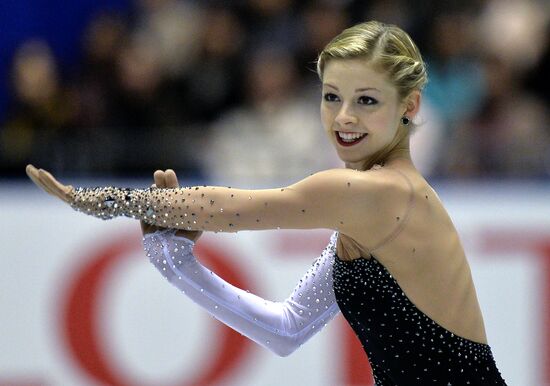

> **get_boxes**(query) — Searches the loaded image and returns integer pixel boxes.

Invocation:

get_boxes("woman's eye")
[358,96,378,105]
[323,93,339,102]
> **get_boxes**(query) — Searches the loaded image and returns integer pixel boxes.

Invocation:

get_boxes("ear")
[402,90,421,119]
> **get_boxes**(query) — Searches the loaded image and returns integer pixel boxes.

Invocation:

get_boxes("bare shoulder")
[288,167,401,196]
[286,167,411,233]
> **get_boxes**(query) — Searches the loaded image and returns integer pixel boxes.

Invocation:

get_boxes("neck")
[345,134,414,171]
[382,148,414,167]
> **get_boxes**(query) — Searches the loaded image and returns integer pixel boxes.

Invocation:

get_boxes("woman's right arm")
[144,229,341,357]
[26,164,389,236]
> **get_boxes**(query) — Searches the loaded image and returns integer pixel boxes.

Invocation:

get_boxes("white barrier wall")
[1,181,549,386]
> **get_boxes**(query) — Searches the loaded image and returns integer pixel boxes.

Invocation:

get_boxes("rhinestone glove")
[143,229,341,356]
[68,168,385,233]
[68,183,328,232]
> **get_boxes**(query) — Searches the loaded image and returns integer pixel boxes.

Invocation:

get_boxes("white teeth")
[338,132,367,141]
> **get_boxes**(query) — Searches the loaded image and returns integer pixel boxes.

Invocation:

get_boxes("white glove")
[143,229,340,356]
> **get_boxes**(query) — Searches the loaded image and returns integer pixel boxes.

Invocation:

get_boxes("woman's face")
[320,58,405,166]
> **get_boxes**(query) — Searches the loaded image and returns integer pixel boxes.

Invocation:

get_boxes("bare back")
[337,166,488,344]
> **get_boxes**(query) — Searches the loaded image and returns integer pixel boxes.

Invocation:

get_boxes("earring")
[401,116,410,125]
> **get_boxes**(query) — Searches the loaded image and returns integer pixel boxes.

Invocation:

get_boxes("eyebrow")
[324,83,381,93]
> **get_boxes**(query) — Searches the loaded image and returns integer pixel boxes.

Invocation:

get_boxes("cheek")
[368,108,398,133]
[320,105,333,131]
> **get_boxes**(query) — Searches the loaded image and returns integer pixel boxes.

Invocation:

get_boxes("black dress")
[332,245,507,385]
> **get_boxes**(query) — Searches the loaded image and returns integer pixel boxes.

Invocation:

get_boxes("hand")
[140,169,203,242]
[26,164,74,203]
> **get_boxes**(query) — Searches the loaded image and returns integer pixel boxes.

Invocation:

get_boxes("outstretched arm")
[144,228,340,357]
[26,164,389,234]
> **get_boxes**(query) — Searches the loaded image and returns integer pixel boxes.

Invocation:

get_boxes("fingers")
[26,164,58,197]
[150,168,200,241]
[38,169,72,202]
[26,164,73,203]
[154,170,166,189]
[26,165,44,189]
[153,169,179,189]
[25,164,36,180]
[164,169,179,188]
[38,168,64,193]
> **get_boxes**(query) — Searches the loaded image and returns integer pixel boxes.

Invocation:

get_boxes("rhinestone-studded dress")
[331,232,507,385]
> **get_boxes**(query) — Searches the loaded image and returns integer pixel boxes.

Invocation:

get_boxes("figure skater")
[26,21,507,385]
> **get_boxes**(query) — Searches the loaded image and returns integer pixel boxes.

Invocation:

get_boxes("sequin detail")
[69,185,258,232]
[331,232,507,385]
[143,229,340,357]
[69,184,300,233]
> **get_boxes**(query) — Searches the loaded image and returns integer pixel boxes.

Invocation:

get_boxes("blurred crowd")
[1,0,549,184]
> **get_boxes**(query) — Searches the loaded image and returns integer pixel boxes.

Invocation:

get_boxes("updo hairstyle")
[317,21,428,101]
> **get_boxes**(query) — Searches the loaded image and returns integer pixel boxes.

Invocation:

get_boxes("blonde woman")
[27,21,507,385]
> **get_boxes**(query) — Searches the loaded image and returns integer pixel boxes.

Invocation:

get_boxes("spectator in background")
[132,0,204,78]
[477,0,548,73]
[73,11,128,130]
[523,21,549,104]
[67,12,129,175]
[440,0,550,178]
[442,55,550,178]
[1,40,77,176]
[239,0,301,53]
[110,33,165,129]
[2,0,548,180]
[417,9,487,178]
[296,2,349,92]
[353,0,412,31]
[71,7,207,177]
[107,32,206,177]
[204,46,340,186]
[422,11,486,130]
[137,5,248,179]
[176,5,246,124]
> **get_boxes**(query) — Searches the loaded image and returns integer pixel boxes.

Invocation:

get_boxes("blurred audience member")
[1,0,547,180]
[204,46,340,186]
[111,33,165,128]
[423,12,486,127]
[176,5,246,124]
[524,21,549,104]
[441,55,550,178]
[1,40,76,176]
[133,0,204,78]
[477,0,548,72]
[357,0,412,30]
[240,0,302,53]
[296,2,349,89]
[73,11,127,129]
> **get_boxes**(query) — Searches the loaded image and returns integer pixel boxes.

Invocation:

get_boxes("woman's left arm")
[145,228,340,357]
[26,164,389,234]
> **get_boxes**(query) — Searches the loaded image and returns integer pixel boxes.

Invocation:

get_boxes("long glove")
[143,229,341,357]
[67,168,389,234]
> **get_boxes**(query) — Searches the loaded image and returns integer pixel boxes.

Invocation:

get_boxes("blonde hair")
[317,21,428,171]
[317,21,427,98]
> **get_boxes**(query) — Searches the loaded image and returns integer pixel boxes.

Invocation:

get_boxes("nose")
[334,103,357,127]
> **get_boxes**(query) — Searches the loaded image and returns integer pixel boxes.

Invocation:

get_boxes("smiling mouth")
[335,131,368,147]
